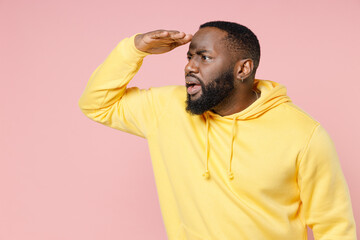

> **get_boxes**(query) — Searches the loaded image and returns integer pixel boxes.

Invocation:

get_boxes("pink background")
[1,0,359,239]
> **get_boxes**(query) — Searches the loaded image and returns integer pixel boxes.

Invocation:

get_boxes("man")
[79,21,356,239]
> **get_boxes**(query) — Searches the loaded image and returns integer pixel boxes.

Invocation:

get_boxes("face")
[185,27,235,115]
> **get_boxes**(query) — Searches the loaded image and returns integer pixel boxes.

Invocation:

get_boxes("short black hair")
[200,21,261,76]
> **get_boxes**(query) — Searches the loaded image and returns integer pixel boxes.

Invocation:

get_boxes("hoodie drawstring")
[203,113,210,179]
[200,82,291,181]
[203,113,237,181]
[228,117,237,180]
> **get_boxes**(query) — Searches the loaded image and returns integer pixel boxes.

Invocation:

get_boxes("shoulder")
[276,103,338,166]
[263,102,322,147]
[279,101,320,129]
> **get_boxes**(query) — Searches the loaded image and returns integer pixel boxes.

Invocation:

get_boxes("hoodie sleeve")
[298,124,357,240]
[78,35,159,138]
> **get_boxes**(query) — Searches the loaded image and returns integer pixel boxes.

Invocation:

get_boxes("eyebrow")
[187,50,213,55]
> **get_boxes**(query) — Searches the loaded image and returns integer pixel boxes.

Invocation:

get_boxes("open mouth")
[185,75,202,95]
[186,82,202,95]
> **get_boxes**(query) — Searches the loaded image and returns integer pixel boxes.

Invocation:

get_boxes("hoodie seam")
[297,123,320,177]
[296,123,320,224]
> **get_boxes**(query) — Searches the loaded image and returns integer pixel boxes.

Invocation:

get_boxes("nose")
[185,57,199,74]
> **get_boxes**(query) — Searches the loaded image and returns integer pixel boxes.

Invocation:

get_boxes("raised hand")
[134,30,193,54]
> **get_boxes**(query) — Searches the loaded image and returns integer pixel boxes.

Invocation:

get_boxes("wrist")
[130,34,151,57]
[134,33,147,53]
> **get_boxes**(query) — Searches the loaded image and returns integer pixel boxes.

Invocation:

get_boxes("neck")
[211,88,259,116]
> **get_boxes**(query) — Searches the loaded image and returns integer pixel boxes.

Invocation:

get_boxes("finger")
[157,32,191,45]
[173,33,193,45]
[169,34,193,50]
[151,30,170,39]
[152,30,186,40]
[183,33,193,42]
[167,31,186,39]
[145,30,192,50]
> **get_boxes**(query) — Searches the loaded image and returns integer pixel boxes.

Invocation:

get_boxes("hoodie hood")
[202,79,292,180]
[207,79,292,120]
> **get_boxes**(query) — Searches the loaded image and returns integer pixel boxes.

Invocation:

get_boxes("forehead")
[189,27,228,52]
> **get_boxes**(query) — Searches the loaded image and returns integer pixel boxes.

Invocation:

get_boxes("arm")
[298,124,357,239]
[78,30,192,137]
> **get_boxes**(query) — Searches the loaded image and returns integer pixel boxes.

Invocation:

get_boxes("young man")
[79,21,356,239]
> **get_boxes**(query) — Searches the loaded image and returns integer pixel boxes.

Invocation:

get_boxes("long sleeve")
[298,124,357,239]
[78,35,161,138]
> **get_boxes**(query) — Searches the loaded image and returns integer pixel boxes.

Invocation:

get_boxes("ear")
[235,59,254,81]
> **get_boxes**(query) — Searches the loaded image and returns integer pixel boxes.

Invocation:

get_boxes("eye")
[201,55,211,61]
[187,55,192,60]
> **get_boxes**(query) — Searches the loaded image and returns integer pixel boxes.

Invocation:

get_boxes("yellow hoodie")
[78,35,356,240]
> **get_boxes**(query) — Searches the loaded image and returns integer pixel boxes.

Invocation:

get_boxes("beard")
[186,68,235,115]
